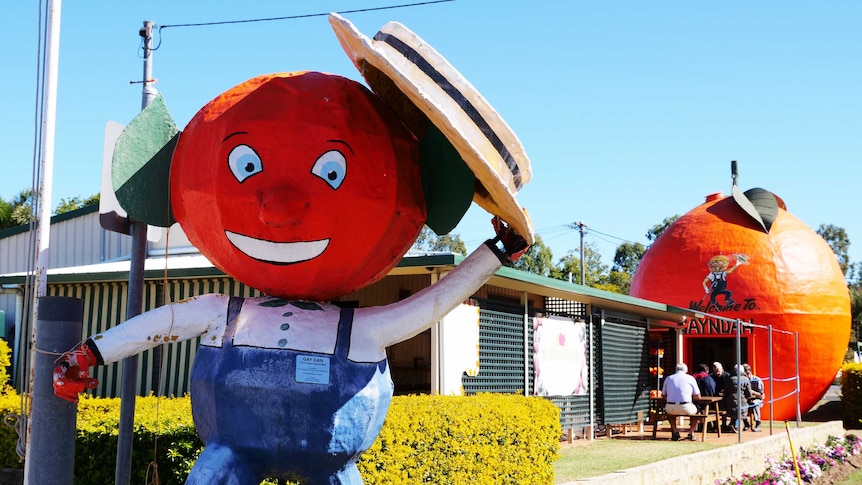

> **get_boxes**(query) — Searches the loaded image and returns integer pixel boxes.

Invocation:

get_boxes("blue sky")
[1,1,860,268]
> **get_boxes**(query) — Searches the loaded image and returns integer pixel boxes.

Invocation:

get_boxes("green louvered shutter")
[598,316,650,425]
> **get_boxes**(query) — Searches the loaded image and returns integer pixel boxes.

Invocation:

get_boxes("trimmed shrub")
[841,362,862,429]
[0,394,200,484]
[0,392,560,484]
[357,393,561,484]
[74,394,201,485]
[0,339,12,393]
[0,393,24,468]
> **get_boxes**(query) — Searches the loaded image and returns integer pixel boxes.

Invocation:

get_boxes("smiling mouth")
[225,231,329,264]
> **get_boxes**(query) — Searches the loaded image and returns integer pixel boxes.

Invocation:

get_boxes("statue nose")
[258,186,308,226]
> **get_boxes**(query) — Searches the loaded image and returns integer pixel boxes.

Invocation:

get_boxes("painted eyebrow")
[223,131,249,142]
[326,139,354,155]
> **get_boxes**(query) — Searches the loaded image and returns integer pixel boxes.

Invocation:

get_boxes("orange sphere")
[171,72,425,300]
[631,191,850,420]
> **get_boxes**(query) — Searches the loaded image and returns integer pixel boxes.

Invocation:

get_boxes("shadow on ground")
[804,400,842,423]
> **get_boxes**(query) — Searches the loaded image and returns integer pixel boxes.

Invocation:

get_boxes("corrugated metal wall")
[0,208,132,334]
[0,208,131,274]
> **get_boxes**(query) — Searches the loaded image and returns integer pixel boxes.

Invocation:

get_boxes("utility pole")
[575,222,587,285]
[114,20,157,485]
[566,221,588,285]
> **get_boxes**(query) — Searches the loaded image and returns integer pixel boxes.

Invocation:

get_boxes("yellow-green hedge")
[359,393,561,484]
[0,392,560,484]
[841,362,862,429]
[0,393,200,485]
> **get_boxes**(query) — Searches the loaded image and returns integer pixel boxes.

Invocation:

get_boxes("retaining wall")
[565,421,847,485]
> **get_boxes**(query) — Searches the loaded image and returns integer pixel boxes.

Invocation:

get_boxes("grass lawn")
[837,468,862,484]
[553,439,721,483]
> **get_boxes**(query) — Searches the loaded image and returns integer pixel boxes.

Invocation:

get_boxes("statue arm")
[355,242,502,349]
[87,293,231,364]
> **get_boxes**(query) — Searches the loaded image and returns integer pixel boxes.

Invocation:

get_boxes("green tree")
[850,285,862,344]
[1,190,100,229]
[613,242,646,276]
[645,215,680,243]
[9,189,34,226]
[0,198,12,230]
[55,194,100,214]
[550,241,608,287]
[608,242,646,294]
[817,223,852,276]
[412,226,467,255]
[512,235,554,276]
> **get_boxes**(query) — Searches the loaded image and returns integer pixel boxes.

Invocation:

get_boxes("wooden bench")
[650,398,723,441]
[650,411,718,441]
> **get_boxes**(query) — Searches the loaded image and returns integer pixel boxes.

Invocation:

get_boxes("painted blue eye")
[311,150,346,190]
[228,144,263,183]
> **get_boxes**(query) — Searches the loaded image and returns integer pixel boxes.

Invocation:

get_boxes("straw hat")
[329,13,535,244]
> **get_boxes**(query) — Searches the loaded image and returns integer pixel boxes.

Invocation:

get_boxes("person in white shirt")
[661,363,704,441]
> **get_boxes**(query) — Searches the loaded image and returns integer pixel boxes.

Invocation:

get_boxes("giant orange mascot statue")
[52,14,534,484]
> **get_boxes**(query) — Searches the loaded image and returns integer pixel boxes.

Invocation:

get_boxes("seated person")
[712,361,733,430]
[743,363,764,432]
[692,362,718,432]
[661,363,704,441]
[724,364,753,433]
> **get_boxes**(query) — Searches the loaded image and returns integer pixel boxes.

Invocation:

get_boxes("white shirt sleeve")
[89,293,231,364]
[349,243,502,361]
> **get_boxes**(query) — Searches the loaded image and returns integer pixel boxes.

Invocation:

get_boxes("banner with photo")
[533,315,588,396]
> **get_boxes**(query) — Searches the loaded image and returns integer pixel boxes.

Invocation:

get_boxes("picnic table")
[651,396,723,441]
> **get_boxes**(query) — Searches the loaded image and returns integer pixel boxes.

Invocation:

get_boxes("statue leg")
[318,463,363,485]
[186,442,261,485]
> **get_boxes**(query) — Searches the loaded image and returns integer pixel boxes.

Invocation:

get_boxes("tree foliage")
[645,215,679,243]
[0,189,100,229]
[5,190,33,228]
[56,194,100,214]
[512,235,554,277]
[549,242,608,287]
[604,242,646,294]
[612,242,646,276]
[850,286,862,344]
[817,223,852,276]
[412,226,467,255]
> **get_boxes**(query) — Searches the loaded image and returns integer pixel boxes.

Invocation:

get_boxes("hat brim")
[329,13,534,245]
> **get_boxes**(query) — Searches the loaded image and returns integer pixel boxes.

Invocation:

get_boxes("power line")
[159,0,453,30]
[587,227,643,246]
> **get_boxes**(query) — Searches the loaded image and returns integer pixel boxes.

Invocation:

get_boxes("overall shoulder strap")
[335,307,355,359]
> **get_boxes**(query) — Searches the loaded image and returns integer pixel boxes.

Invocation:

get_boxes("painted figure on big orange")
[702,253,748,309]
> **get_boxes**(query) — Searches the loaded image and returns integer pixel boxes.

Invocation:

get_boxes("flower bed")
[716,434,862,484]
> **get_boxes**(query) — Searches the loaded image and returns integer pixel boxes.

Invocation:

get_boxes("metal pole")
[588,309,597,440]
[768,325,774,435]
[522,293,528,396]
[115,20,157,485]
[23,0,63,482]
[735,319,742,443]
[795,332,801,428]
[26,297,83,485]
